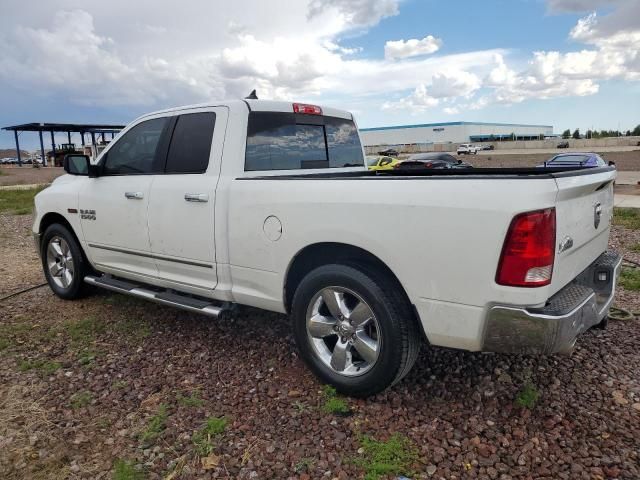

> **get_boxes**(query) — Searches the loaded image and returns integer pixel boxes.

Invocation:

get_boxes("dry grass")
[0,385,69,478]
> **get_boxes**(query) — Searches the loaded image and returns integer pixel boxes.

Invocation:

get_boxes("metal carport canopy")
[2,122,125,166]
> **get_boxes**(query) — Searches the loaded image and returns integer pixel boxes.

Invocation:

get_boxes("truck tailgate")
[551,168,616,295]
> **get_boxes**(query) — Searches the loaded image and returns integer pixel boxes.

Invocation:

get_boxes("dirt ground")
[420,150,640,171]
[1,211,639,480]
[0,167,65,187]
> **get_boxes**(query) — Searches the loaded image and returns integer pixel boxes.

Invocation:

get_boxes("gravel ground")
[1,214,639,480]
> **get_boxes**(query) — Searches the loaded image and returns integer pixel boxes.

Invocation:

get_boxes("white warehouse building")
[359,121,553,146]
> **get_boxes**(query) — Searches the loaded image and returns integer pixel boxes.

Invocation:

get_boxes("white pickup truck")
[33,99,620,397]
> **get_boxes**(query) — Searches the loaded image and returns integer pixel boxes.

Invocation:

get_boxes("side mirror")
[63,154,90,175]
[457,159,462,164]
[608,161,616,167]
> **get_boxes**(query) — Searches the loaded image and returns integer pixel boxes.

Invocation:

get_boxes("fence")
[364,136,640,155]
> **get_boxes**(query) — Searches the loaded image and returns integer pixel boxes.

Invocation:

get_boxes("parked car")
[557,141,570,148]
[537,153,608,168]
[482,144,494,151]
[377,148,399,157]
[33,98,620,397]
[394,153,472,170]
[457,143,479,155]
[366,155,400,171]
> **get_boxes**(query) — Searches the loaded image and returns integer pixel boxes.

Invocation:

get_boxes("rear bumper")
[482,250,621,354]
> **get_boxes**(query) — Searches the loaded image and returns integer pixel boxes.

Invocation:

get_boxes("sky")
[0,0,639,150]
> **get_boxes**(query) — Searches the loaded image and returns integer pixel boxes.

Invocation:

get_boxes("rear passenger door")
[147,107,228,291]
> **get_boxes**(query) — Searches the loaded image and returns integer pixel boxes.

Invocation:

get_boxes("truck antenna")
[245,90,258,100]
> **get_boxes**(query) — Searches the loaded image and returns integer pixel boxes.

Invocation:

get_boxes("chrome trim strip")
[88,243,213,269]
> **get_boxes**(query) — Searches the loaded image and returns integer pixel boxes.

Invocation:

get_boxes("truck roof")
[135,99,353,123]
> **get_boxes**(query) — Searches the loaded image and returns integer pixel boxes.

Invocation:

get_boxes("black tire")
[41,223,91,300]
[291,263,421,397]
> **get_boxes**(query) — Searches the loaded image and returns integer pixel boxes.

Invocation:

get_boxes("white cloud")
[308,0,400,27]
[0,0,637,128]
[546,0,622,13]
[382,70,480,112]
[384,35,442,60]
[0,0,505,111]
[466,3,640,108]
[429,71,480,98]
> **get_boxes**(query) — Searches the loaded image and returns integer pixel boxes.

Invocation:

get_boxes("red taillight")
[293,103,322,115]
[496,208,556,287]
[424,162,432,168]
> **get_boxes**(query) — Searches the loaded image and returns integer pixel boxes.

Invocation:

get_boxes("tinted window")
[440,154,457,163]
[103,117,168,175]
[245,112,363,171]
[325,116,364,167]
[549,154,590,164]
[165,112,216,174]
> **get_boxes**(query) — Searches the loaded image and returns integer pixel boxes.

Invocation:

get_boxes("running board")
[84,275,229,318]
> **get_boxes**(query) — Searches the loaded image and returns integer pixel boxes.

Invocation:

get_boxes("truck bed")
[240,165,615,180]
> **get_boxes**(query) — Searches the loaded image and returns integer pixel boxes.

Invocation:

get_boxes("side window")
[245,112,364,171]
[165,112,216,174]
[379,157,392,166]
[325,117,364,167]
[103,117,168,175]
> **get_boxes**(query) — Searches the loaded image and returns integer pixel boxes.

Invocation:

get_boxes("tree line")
[561,125,640,139]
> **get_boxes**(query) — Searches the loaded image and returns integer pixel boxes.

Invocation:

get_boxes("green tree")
[586,129,593,139]
[572,128,581,139]
[632,124,640,136]
[626,130,632,136]
[562,129,571,139]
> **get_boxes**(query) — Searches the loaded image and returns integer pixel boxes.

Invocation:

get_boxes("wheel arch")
[283,242,413,316]
[38,212,84,257]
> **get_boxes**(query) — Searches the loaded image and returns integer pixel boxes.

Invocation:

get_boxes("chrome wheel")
[306,287,380,377]
[46,236,74,289]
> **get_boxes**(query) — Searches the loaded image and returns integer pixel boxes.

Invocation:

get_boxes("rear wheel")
[41,224,91,299]
[291,263,421,397]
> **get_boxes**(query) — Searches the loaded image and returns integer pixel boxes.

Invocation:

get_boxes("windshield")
[548,154,591,164]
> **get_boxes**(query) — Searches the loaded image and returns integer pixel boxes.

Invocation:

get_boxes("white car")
[33,98,620,396]
[457,143,480,154]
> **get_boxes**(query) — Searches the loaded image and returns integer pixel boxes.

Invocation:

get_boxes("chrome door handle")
[124,191,144,200]
[184,193,209,203]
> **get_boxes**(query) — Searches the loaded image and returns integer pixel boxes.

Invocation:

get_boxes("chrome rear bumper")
[483,250,621,354]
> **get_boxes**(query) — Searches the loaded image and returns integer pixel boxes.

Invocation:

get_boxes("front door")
[147,107,227,290]
[79,116,170,279]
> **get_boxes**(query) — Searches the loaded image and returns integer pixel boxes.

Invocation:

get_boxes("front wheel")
[41,224,91,300]
[291,264,421,397]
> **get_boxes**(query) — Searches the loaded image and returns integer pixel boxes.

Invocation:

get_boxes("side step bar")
[84,275,230,318]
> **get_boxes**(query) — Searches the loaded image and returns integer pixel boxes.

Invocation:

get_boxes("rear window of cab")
[245,112,364,171]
